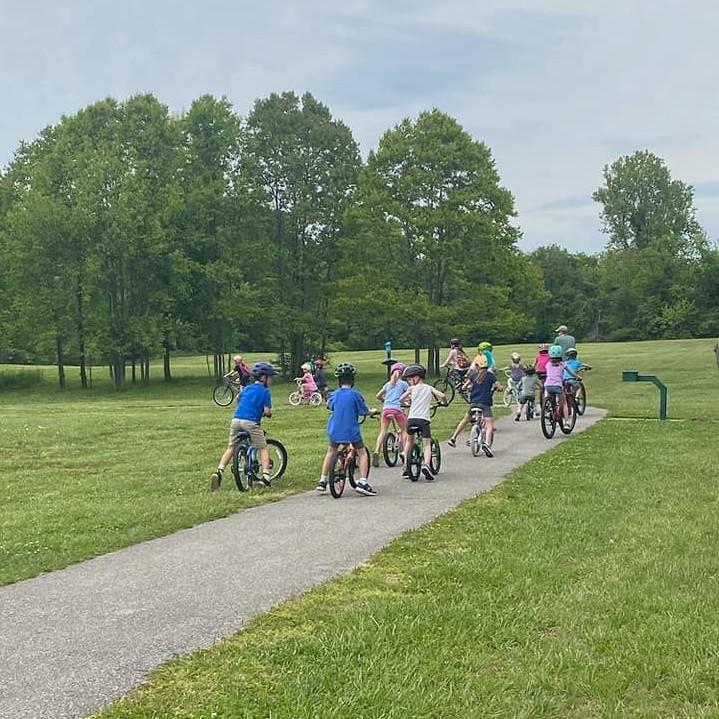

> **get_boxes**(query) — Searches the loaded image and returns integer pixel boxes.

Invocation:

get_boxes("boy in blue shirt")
[316,362,377,496]
[563,348,591,384]
[211,361,275,491]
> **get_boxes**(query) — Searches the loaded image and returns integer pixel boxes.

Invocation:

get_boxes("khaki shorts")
[229,419,267,449]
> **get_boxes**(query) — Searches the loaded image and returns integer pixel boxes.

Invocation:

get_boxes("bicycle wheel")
[329,450,346,498]
[288,391,302,406]
[540,398,556,439]
[525,399,534,421]
[231,441,253,491]
[575,384,586,415]
[430,438,441,474]
[383,431,399,467]
[265,439,288,481]
[502,387,512,408]
[470,425,481,456]
[560,399,577,435]
[408,442,422,482]
[309,392,323,407]
[433,377,455,405]
[213,383,234,407]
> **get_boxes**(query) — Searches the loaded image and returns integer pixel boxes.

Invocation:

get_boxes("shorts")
[544,385,564,397]
[406,417,431,438]
[229,419,267,449]
[537,371,547,381]
[519,394,535,403]
[381,407,406,424]
[329,438,364,449]
[469,403,492,419]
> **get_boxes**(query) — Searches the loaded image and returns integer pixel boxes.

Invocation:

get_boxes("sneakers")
[514,414,520,422]
[316,479,327,493]
[482,443,494,458]
[256,475,271,487]
[402,468,411,479]
[210,470,222,491]
[447,437,456,448]
[421,464,436,481]
[354,480,377,496]
[372,451,380,468]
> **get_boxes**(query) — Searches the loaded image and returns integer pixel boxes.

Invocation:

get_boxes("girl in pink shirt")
[544,345,580,419]
[296,363,318,399]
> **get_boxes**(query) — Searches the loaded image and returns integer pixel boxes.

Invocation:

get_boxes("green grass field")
[2,338,718,717]
[1,338,716,587]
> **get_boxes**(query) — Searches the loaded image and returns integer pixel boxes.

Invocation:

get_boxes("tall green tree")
[241,91,361,372]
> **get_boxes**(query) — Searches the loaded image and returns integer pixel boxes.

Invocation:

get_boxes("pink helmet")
[390,362,407,375]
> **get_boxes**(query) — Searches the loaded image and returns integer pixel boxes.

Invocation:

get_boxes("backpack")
[456,349,470,369]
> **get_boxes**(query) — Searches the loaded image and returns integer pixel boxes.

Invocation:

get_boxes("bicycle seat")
[233,430,251,441]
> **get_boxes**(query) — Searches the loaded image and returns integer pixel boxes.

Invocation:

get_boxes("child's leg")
[485,418,495,446]
[357,446,370,479]
[449,414,469,441]
[218,443,234,471]
[422,437,432,465]
[321,446,338,477]
[374,416,389,454]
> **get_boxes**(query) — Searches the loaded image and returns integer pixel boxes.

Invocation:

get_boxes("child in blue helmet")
[211,361,276,491]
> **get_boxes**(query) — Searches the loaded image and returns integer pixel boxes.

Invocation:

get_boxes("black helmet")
[450,338,461,348]
[251,361,276,377]
[403,364,426,379]
[334,362,357,378]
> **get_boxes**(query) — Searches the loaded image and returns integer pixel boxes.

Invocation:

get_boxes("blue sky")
[2,0,718,252]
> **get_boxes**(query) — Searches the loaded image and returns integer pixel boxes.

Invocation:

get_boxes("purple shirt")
[544,360,566,387]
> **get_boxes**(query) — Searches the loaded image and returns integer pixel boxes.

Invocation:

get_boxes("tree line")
[0,92,717,388]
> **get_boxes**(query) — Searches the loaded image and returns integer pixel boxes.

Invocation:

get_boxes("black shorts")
[329,439,364,449]
[406,418,431,439]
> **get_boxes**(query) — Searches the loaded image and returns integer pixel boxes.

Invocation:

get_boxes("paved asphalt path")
[0,407,604,718]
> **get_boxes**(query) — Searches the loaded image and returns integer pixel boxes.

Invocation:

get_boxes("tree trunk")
[144,352,150,385]
[163,334,172,382]
[112,353,125,389]
[414,345,421,364]
[76,278,88,389]
[131,354,137,384]
[56,335,66,389]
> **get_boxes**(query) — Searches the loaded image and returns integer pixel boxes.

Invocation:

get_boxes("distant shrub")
[0,369,45,390]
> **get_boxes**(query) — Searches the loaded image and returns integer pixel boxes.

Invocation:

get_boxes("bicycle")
[569,368,589,415]
[328,413,375,498]
[522,395,536,421]
[540,386,577,439]
[230,431,288,491]
[405,402,444,481]
[382,410,407,467]
[502,372,522,408]
[288,378,323,407]
[433,367,470,405]
[468,407,488,457]
[212,377,243,407]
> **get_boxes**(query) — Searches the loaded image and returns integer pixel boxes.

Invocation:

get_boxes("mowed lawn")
[93,419,719,718]
[0,337,716,587]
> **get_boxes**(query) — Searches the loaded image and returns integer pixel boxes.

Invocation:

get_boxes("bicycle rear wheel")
[541,398,556,439]
[231,442,254,491]
[329,451,346,498]
[433,377,455,405]
[502,387,512,408]
[408,443,422,482]
[560,399,577,434]
[383,431,399,467]
[430,438,441,474]
[525,399,534,421]
[213,383,234,407]
[470,425,481,456]
[309,392,323,406]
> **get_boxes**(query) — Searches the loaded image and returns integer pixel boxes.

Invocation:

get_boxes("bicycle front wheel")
[541,398,556,439]
[383,431,399,467]
[288,391,302,406]
[433,377,455,405]
[430,438,441,474]
[213,383,234,407]
[266,439,288,481]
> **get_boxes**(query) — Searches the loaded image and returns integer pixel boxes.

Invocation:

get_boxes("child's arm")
[582,363,592,371]
[399,387,412,405]
[376,387,386,401]
[430,385,448,404]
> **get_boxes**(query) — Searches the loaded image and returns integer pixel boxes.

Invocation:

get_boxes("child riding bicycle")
[545,345,581,420]
[448,364,501,456]
[372,362,409,467]
[316,362,377,496]
[400,364,447,481]
[210,361,276,491]
[516,364,540,420]
[295,363,319,400]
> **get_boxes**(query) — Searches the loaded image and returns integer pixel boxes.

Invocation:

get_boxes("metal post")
[621,370,669,420]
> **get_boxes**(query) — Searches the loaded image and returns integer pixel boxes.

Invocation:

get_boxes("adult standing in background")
[553,325,576,359]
